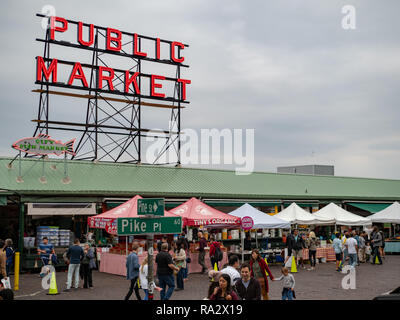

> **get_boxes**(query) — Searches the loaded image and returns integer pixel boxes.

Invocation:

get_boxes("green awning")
[0,196,7,206]
[283,202,318,208]
[204,201,281,207]
[348,202,391,213]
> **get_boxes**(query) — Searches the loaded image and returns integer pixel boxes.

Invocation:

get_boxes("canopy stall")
[368,202,400,224]
[169,197,241,228]
[88,195,177,235]
[313,203,372,226]
[274,203,334,225]
[229,203,290,262]
[229,203,290,229]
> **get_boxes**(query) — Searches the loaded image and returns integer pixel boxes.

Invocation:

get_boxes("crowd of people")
[0,225,389,301]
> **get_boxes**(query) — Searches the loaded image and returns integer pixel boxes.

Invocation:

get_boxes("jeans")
[372,246,382,264]
[158,274,175,300]
[348,253,357,267]
[309,250,316,267]
[67,263,80,289]
[210,257,219,271]
[81,264,93,288]
[143,289,149,300]
[183,266,188,279]
[6,263,11,277]
[176,268,184,289]
[198,251,207,272]
[125,277,141,300]
[282,288,293,300]
[342,249,348,265]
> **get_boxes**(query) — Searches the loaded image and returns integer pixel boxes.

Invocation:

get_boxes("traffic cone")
[214,262,218,271]
[47,271,59,295]
[137,278,141,289]
[264,258,269,276]
[290,256,297,273]
[375,256,379,264]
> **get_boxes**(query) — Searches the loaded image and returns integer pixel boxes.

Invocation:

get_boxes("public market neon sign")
[36,16,191,103]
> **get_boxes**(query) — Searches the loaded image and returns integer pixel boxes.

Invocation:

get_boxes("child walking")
[273,267,295,300]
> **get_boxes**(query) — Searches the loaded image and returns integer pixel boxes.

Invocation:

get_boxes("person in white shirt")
[139,257,149,300]
[220,255,241,286]
[345,234,358,267]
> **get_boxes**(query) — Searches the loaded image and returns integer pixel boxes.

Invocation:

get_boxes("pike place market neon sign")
[36,16,191,103]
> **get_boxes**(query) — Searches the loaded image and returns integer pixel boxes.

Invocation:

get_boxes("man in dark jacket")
[371,226,383,265]
[125,241,141,300]
[65,239,84,291]
[234,263,261,300]
[285,229,305,268]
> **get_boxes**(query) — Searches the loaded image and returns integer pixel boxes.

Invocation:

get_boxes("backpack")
[214,245,223,261]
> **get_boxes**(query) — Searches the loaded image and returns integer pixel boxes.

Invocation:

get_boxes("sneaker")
[307,268,313,271]
[175,288,183,291]
[64,288,70,292]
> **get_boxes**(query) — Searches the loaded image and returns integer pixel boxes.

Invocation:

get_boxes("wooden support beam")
[31,89,184,109]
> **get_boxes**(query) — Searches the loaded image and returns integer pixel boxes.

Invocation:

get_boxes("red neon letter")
[171,41,185,63]
[106,28,122,52]
[98,66,115,91]
[50,16,68,40]
[133,33,147,57]
[125,71,140,94]
[78,22,94,47]
[156,38,161,60]
[68,62,88,87]
[177,78,191,101]
[151,75,165,98]
[36,56,58,82]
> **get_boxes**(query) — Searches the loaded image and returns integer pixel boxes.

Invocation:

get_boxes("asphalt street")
[11,255,400,300]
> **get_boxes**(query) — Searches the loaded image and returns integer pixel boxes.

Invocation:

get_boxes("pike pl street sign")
[137,198,165,216]
[117,217,182,235]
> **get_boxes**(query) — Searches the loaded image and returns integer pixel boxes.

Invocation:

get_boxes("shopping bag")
[285,255,293,268]
[1,277,11,289]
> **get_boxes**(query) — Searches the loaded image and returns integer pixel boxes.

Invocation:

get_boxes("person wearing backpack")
[209,236,223,271]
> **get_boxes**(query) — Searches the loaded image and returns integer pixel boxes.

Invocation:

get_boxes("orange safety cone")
[47,271,59,295]
[290,256,297,273]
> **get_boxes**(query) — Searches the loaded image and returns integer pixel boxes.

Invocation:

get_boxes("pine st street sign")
[117,217,182,235]
[137,198,165,216]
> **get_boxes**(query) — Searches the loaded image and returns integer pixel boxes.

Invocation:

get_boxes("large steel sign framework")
[33,14,190,164]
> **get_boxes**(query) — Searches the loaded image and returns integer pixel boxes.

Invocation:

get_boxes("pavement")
[11,255,400,300]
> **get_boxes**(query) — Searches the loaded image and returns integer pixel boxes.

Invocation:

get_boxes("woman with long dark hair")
[209,273,238,300]
[249,249,274,300]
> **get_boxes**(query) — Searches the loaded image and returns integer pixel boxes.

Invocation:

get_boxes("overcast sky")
[1,0,400,179]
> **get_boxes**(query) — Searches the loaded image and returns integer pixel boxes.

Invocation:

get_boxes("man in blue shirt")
[37,237,55,266]
[332,233,343,271]
[125,242,141,300]
[64,239,84,291]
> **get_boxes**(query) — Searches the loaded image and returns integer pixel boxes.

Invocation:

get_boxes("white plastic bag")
[1,277,11,289]
[285,255,293,268]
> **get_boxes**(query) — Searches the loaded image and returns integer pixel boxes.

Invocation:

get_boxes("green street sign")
[137,198,165,216]
[117,217,182,235]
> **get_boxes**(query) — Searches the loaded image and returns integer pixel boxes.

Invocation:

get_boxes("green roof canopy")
[347,203,391,213]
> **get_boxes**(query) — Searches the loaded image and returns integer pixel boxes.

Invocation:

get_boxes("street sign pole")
[147,232,154,300]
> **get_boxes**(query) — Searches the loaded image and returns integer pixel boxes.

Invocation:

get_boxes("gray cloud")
[0,0,399,179]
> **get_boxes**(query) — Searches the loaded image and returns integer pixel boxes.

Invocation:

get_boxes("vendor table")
[384,241,400,253]
[99,251,229,276]
[301,247,336,262]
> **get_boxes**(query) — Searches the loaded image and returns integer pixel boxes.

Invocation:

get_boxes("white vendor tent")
[368,202,400,224]
[274,202,334,225]
[229,203,290,229]
[313,203,372,226]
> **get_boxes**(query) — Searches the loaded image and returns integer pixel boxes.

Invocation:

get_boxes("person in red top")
[249,249,274,300]
[209,236,222,271]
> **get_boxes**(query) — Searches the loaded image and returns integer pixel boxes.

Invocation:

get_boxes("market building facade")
[1,156,400,270]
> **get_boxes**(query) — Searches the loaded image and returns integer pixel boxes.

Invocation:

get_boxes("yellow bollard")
[14,252,20,291]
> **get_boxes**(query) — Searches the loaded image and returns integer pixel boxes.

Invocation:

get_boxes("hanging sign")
[12,133,76,156]
[241,216,254,230]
